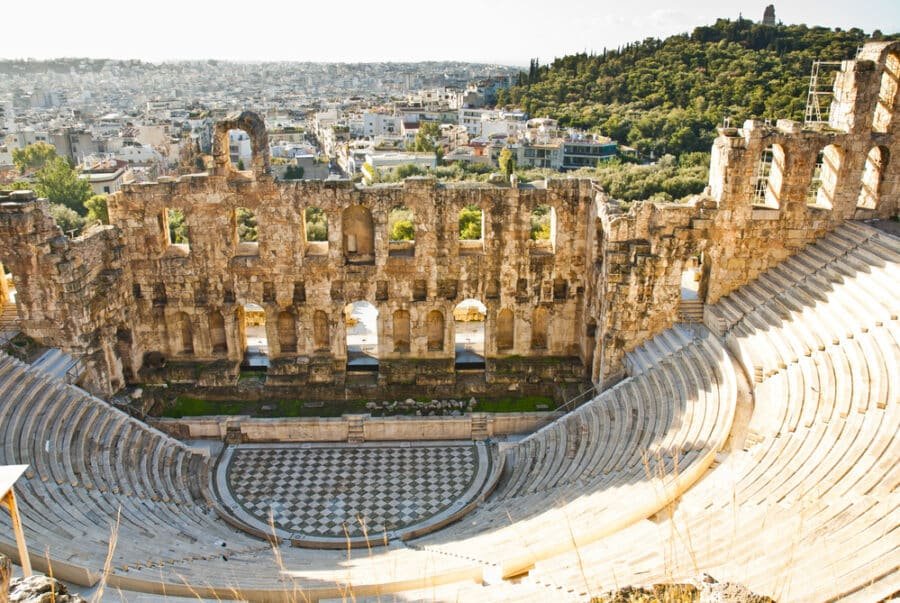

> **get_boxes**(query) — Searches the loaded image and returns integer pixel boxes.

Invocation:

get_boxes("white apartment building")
[363,151,436,180]
[362,112,401,137]
[228,130,253,167]
[458,108,499,136]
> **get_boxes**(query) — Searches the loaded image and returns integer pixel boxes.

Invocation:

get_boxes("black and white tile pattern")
[226,444,479,538]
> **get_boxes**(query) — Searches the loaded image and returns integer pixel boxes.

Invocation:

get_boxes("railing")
[65,359,84,385]
[552,385,599,415]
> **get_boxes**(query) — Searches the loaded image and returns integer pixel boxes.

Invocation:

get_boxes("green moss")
[476,395,554,412]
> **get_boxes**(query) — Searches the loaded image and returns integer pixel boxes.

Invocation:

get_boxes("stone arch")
[277,310,298,354]
[304,207,328,256]
[858,146,889,210]
[874,51,900,133]
[212,111,270,176]
[238,303,268,368]
[175,312,193,355]
[345,301,378,370]
[313,310,330,350]
[426,310,445,352]
[458,203,484,254]
[681,253,705,301]
[235,207,258,245]
[342,205,375,262]
[531,306,549,350]
[530,203,557,252]
[752,143,786,209]
[453,299,486,369]
[392,309,411,352]
[808,144,843,209]
[388,205,415,256]
[496,308,515,351]
[209,311,227,354]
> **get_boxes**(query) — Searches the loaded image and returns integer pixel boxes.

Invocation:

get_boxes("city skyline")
[4,0,899,65]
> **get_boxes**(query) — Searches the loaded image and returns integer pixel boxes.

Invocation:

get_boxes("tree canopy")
[84,194,109,224]
[34,157,93,215]
[12,142,57,174]
[283,165,305,180]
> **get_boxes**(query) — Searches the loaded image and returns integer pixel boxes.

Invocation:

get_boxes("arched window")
[873,52,899,133]
[458,204,484,254]
[235,207,258,255]
[531,306,549,350]
[807,144,842,209]
[530,204,556,253]
[345,301,378,370]
[239,303,268,368]
[304,207,328,256]
[176,312,193,355]
[313,310,330,350]
[164,208,189,249]
[278,310,297,354]
[228,129,253,170]
[453,299,486,369]
[752,144,786,209]
[858,146,889,210]
[392,309,411,352]
[388,205,415,256]
[426,310,445,352]
[209,311,227,354]
[342,205,375,263]
[497,308,515,351]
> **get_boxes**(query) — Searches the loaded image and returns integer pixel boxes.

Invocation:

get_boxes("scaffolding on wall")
[804,61,843,125]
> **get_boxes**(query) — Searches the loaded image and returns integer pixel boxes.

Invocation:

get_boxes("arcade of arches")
[0,42,897,398]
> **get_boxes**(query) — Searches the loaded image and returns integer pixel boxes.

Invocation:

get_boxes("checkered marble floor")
[225,444,480,539]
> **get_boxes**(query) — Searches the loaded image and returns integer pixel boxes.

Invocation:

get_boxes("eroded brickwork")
[587,41,898,385]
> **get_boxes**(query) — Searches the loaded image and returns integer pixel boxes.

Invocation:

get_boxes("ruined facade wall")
[0,194,132,393]
[585,197,710,385]
[1,43,897,397]
[588,42,899,386]
[100,173,592,392]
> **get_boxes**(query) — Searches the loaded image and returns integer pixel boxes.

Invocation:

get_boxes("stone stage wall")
[0,41,896,397]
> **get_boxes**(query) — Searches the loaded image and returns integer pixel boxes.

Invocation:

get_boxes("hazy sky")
[5,0,899,65]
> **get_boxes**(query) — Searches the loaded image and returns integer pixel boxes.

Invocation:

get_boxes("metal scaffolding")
[804,61,843,125]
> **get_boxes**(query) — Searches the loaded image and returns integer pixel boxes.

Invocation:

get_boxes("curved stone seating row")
[0,222,892,602]
[109,330,737,597]
[0,353,272,582]
[410,328,737,580]
[624,324,695,376]
[520,223,899,603]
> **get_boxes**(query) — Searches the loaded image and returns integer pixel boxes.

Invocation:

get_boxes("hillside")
[502,19,892,157]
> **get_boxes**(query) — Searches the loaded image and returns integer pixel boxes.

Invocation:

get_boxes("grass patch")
[161,395,555,418]
[476,395,554,412]
[163,396,372,418]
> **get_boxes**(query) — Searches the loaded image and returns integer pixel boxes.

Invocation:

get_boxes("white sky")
[4,0,899,65]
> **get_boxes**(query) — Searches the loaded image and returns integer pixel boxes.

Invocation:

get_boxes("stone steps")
[346,414,365,444]
[521,222,899,603]
[678,299,705,322]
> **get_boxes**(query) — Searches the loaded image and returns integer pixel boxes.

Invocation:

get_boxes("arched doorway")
[345,301,378,371]
[454,299,486,369]
[240,303,269,369]
[681,254,704,301]
[0,263,18,343]
[342,206,375,264]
